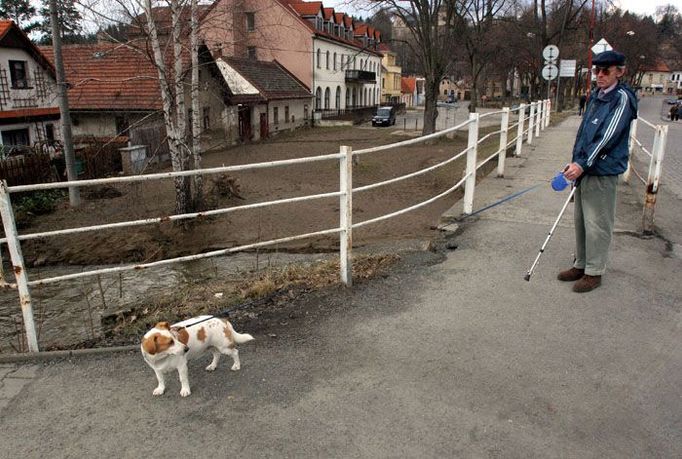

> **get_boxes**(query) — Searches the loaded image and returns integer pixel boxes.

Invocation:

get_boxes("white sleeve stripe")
[586,89,627,167]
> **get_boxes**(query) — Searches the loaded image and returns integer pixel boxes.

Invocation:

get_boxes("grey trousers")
[572,175,618,276]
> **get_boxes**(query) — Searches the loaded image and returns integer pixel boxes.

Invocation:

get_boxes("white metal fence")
[623,115,668,234]
[1,100,552,352]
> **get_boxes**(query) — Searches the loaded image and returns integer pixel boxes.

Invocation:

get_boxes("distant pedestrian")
[579,94,587,116]
[670,104,677,121]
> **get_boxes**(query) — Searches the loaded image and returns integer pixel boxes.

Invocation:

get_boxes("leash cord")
[460,183,542,219]
[182,291,279,328]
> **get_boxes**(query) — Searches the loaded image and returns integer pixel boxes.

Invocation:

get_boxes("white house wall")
[0,48,58,111]
[312,38,382,110]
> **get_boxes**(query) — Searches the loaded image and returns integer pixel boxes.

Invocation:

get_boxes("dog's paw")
[231,363,240,371]
[152,387,165,396]
[180,387,191,397]
[205,364,217,372]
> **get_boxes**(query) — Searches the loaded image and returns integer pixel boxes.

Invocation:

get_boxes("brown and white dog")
[140,315,254,397]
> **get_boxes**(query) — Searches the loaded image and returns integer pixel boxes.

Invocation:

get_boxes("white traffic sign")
[592,38,612,55]
[559,59,577,77]
[543,45,559,62]
[542,64,559,81]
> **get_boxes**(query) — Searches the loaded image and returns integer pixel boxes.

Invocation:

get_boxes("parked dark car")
[372,106,396,126]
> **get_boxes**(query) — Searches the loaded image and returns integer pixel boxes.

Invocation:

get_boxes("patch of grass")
[13,190,66,228]
[103,253,400,341]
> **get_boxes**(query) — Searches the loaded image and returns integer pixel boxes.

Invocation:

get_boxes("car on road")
[372,106,396,127]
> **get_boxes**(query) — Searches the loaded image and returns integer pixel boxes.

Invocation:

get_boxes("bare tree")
[78,0,209,214]
[375,0,457,134]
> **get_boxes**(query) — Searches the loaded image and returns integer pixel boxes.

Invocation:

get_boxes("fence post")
[642,125,667,234]
[545,99,551,128]
[527,102,535,144]
[339,146,353,286]
[623,118,638,183]
[497,107,510,177]
[535,100,542,137]
[0,181,38,352]
[515,103,526,156]
[463,112,479,214]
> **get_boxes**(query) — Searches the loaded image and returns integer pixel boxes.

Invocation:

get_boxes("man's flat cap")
[593,50,626,66]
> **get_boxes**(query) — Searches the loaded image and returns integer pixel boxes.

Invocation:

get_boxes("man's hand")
[563,162,583,182]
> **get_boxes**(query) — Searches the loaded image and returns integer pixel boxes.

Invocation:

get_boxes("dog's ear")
[171,326,190,345]
[141,334,158,355]
[155,322,170,330]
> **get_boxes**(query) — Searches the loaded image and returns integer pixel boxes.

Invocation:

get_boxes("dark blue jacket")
[571,82,638,176]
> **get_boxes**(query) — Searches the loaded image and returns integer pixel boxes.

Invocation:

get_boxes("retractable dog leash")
[524,172,578,282]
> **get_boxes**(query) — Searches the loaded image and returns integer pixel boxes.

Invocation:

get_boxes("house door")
[238,106,252,141]
[259,113,268,139]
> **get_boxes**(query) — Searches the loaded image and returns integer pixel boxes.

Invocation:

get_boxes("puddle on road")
[0,252,330,353]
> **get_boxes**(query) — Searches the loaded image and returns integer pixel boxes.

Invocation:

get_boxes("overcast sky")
[327,0,682,19]
[615,0,682,16]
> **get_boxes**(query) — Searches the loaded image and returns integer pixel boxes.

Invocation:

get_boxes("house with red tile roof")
[641,61,672,94]
[0,21,60,156]
[201,0,383,120]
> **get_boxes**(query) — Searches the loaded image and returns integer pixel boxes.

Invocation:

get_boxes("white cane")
[524,186,576,281]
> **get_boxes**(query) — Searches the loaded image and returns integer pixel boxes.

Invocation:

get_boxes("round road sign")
[542,45,559,62]
[542,64,558,81]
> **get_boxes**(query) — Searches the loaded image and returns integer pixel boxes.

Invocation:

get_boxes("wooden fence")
[0,154,53,186]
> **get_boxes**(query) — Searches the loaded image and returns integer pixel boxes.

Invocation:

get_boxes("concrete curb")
[0,344,138,364]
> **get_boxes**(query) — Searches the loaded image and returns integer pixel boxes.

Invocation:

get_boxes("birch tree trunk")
[142,0,188,214]
[191,0,203,210]
[170,0,191,212]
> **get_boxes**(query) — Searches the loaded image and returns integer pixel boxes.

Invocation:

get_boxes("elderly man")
[558,50,638,293]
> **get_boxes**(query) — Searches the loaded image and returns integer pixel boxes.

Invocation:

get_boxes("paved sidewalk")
[0,115,680,458]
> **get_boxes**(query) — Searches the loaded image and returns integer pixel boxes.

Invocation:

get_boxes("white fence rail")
[1,100,551,352]
[624,115,668,234]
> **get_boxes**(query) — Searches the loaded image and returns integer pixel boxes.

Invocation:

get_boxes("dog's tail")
[223,319,255,344]
[233,331,255,344]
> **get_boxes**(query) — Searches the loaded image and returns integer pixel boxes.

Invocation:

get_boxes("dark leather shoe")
[573,275,602,293]
[557,267,584,282]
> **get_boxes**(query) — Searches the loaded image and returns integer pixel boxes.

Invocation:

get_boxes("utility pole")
[48,0,80,206]
[585,0,596,100]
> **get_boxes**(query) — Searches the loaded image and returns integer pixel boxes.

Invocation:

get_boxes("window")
[315,87,322,109]
[284,105,289,123]
[115,116,129,135]
[317,49,321,68]
[45,124,55,142]
[9,61,28,89]
[202,107,210,130]
[1,128,29,147]
[304,104,309,120]
[247,46,257,59]
[335,86,341,109]
[333,52,337,70]
[340,55,344,69]
[326,51,330,69]
[324,87,330,109]
[245,12,255,31]
[273,106,279,125]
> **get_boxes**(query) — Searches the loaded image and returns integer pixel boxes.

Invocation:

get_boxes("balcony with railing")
[345,70,376,84]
